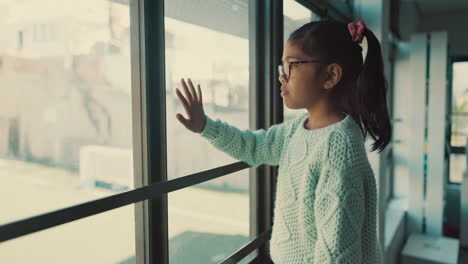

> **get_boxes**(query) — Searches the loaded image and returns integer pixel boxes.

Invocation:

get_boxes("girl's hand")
[175,78,207,134]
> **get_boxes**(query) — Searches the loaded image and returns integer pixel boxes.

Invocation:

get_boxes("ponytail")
[354,29,392,153]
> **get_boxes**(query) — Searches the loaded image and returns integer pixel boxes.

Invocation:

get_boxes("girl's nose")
[278,65,288,84]
[278,74,287,84]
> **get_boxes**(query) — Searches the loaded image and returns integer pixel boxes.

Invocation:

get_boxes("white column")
[426,30,449,236]
[407,33,428,234]
[391,0,421,203]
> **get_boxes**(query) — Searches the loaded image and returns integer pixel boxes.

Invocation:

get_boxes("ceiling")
[411,0,468,15]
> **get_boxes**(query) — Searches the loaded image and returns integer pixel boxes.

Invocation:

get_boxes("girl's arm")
[312,131,365,263]
[200,114,293,167]
[173,78,293,167]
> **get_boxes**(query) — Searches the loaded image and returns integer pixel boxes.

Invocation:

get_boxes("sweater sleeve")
[200,114,292,167]
[312,131,365,263]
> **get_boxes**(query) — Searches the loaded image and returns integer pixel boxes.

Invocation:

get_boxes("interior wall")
[396,0,468,243]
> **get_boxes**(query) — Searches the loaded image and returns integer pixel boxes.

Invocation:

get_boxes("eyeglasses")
[278,60,324,81]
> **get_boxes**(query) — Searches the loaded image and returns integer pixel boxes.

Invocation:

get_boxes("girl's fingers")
[175,88,192,117]
[175,88,189,108]
[197,84,202,103]
[181,78,194,103]
[176,113,190,128]
[187,78,198,102]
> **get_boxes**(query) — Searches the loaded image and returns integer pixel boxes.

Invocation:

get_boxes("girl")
[175,20,390,264]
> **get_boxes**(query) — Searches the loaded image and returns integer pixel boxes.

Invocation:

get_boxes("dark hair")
[288,20,391,153]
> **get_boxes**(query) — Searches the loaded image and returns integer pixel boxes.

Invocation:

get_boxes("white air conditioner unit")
[79,145,134,190]
[460,138,468,248]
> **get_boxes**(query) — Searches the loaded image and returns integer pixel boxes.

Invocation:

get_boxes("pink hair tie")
[347,21,366,44]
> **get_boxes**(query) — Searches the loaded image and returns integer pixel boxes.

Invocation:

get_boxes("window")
[283,0,321,122]
[0,0,135,262]
[164,0,252,262]
[449,61,468,184]
[0,205,135,263]
[167,182,250,263]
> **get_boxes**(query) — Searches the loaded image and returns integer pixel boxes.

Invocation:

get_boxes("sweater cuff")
[200,114,218,140]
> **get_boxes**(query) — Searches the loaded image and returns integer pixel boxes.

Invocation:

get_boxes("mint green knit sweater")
[200,112,382,263]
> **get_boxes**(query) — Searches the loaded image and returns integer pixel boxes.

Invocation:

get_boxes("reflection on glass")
[450,61,468,183]
[0,0,135,262]
[164,0,252,262]
[282,0,320,121]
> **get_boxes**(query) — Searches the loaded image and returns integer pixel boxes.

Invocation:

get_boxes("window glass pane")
[164,0,253,262]
[450,61,468,183]
[0,0,136,260]
[283,0,320,121]
[449,153,464,184]
[0,205,136,264]
[168,173,250,263]
[165,0,250,178]
[451,62,468,147]
[450,114,468,147]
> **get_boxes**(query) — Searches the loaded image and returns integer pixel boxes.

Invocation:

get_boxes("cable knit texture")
[200,112,382,264]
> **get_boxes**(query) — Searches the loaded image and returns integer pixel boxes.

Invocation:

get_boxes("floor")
[460,246,468,264]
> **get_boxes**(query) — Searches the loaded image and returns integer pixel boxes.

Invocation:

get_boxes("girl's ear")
[323,63,342,90]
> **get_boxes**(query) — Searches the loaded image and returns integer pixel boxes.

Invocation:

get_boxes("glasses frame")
[278,60,324,81]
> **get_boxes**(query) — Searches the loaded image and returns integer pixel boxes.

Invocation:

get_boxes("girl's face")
[279,41,328,109]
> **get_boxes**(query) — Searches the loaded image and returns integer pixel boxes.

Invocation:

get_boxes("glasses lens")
[284,62,289,79]
[279,64,287,80]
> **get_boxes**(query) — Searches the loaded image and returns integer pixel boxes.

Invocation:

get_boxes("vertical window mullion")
[130,0,152,263]
[248,0,284,262]
[139,0,168,263]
